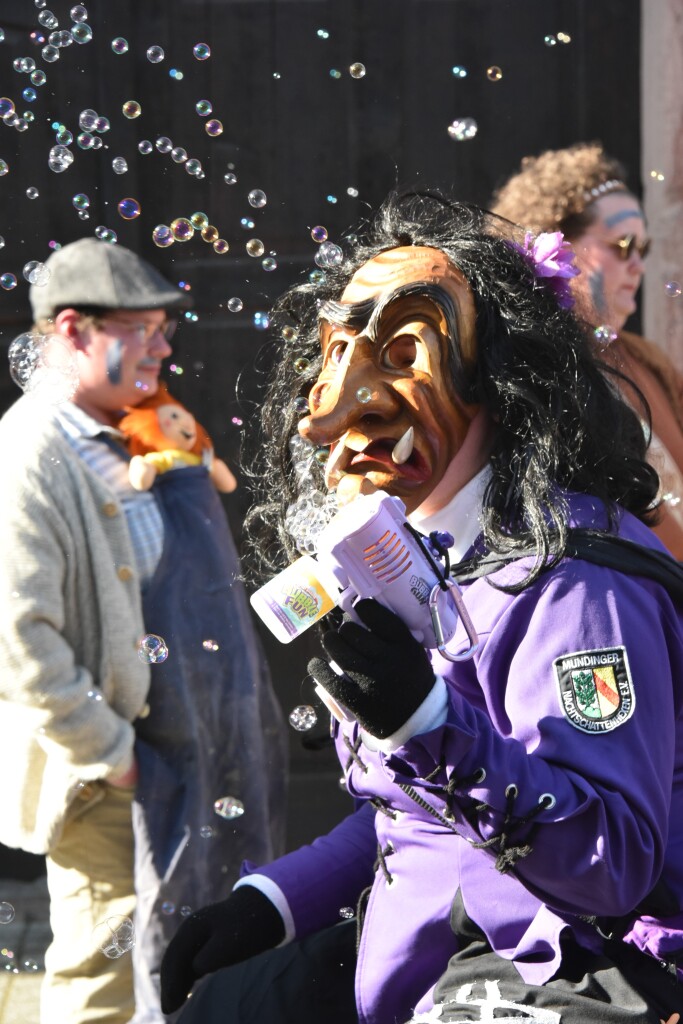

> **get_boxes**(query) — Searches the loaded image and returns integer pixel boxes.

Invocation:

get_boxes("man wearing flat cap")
[0,239,286,1024]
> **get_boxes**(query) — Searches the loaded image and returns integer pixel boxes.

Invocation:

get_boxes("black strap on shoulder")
[452,527,683,603]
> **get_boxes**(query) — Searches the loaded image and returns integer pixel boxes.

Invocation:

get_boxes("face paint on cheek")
[105,338,125,385]
[589,269,607,319]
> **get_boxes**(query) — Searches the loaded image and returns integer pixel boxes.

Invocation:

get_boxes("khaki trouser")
[42,781,136,1024]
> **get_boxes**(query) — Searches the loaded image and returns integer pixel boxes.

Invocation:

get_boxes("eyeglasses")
[100,317,178,343]
[607,235,652,262]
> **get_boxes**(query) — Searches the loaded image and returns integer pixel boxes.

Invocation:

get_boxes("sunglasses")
[607,235,652,261]
[101,317,178,343]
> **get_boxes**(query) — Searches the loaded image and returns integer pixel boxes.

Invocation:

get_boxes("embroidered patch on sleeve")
[553,646,635,733]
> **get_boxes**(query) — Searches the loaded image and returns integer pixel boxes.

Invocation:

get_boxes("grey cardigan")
[0,396,150,853]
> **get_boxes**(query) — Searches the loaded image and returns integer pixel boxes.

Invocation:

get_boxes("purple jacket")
[245,495,683,1024]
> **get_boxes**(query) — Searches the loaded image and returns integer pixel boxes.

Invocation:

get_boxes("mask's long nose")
[299,337,399,448]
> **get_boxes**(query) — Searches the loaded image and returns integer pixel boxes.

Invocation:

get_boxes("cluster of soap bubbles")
[544,31,571,46]
[284,435,339,554]
[448,117,478,141]
[8,332,79,404]
[137,633,169,664]
[593,324,618,346]
[93,915,135,959]
[152,212,229,254]
[213,795,245,820]
[314,241,344,269]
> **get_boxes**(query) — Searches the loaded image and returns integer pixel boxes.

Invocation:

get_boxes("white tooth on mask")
[324,443,348,487]
[391,427,414,465]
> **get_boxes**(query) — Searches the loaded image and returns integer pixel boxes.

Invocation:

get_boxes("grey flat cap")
[30,237,191,320]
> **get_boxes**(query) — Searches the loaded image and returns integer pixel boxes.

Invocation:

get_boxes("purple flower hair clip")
[510,231,580,310]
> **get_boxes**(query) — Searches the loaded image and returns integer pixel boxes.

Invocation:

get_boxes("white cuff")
[360,676,448,753]
[233,875,295,946]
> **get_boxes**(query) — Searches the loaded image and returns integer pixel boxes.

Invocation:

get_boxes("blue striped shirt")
[55,403,164,587]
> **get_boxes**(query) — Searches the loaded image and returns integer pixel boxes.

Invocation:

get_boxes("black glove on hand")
[309,598,436,738]
[160,885,285,1014]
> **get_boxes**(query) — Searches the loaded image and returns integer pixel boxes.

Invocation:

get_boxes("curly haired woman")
[492,142,683,558]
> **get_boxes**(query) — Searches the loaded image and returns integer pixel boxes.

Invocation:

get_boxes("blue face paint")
[106,337,125,384]
[603,208,644,230]
[589,268,607,318]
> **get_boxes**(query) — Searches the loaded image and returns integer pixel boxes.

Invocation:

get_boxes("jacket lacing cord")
[369,796,398,820]
[470,784,555,873]
[354,840,397,951]
[344,734,369,774]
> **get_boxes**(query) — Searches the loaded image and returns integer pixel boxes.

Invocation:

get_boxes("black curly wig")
[243,189,658,588]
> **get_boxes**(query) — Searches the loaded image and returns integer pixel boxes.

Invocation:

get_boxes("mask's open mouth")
[348,438,429,482]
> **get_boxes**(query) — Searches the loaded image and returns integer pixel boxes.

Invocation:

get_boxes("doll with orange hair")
[119,383,237,493]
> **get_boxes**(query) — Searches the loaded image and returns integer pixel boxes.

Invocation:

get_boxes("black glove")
[309,598,436,738]
[160,885,285,1014]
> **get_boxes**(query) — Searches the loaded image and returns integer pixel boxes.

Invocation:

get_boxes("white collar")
[408,464,491,561]
[56,402,124,441]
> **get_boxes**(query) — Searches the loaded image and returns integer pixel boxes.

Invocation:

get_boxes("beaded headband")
[582,179,626,206]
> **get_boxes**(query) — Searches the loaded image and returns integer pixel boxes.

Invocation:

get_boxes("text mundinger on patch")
[553,646,635,733]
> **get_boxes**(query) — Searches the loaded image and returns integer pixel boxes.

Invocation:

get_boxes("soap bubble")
[201,225,218,242]
[38,10,58,29]
[0,237,5,249]
[311,225,328,243]
[138,140,153,155]
[447,117,478,141]
[486,65,502,81]
[117,197,140,220]
[111,37,128,54]
[214,795,245,820]
[349,62,366,79]
[185,158,203,176]
[326,195,337,204]
[171,147,187,163]
[309,269,326,284]
[293,357,310,373]
[122,100,141,119]
[240,218,255,230]
[205,119,223,136]
[317,28,330,39]
[193,42,211,60]
[77,132,95,150]
[93,916,135,959]
[112,157,128,174]
[79,108,97,130]
[8,332,79,403]
[137,634,169,664]
[95,115,110,133]
[152,225,174,248]
[339,907,354,920]
[161,901,175,915]
[190,211,209,229]
[199,825,215,839]
[227,297,243,312]
[55,128,72,145]
[169,68,183,80]
[650,170,665,182]
[0,98,15,117]
[665,281,682,298]
[288,705,317,731]
[180,905,192,917]
[557,31,571,43]
[262,257,277,271]
[41,45,59,62]
[26,186,40,199]
[282,326,299,343]
[594,324,617,346]
[23,88,37,102]
[72,193,89,210]
[72,24,92,43]
[70,5,88,21]
[195,99,212,116]
[0,903,15,925]
[146,45,164,63]
[253,311,270,330]
[95,226,117,243]
[155,136,172,153]
[31,70,47,86]
[224,172,237,185]
[48,145,73,172]
[0,161,8,177]
[213,239,229,254]
[0,274,17,290]
[22,260,50,286]
[356,386,373,404]
[248,189,267,208]
[315,241,343,268]
[170,218,194,242]
[329,69,342,79]
[246,238,264,257]
[452,65,467,78]
[86,688,103,701]
[90,135,103,150]
[544,34,557,46]
[202,639,219,652]
[22,960,39,971]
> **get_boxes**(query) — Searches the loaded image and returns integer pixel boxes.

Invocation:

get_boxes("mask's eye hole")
[327,340,347,366]
[382,335,417,370]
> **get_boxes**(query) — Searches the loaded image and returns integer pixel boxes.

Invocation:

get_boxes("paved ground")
[0,875,49,1024]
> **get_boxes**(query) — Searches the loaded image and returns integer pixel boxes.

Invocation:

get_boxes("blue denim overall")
[129,465,287,1022]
